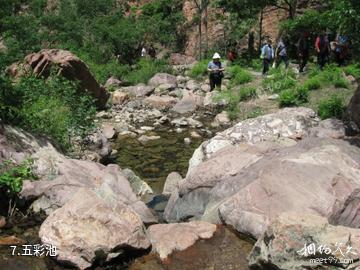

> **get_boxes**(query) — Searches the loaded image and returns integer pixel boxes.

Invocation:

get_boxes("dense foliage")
[0,159,36,193]
[0,73,96,150]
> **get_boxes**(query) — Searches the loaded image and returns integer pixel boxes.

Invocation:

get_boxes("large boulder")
[347,85,360,132]
[147,221,217,259]
[40,188,151,269]
[20,160,157,224]
[249,212,360,270]
[165,137,360,240]
[171,92,203,114]
[148,73,177,88]
[8,49,109,109]
[120,84,155,97]
[187,107,319,173]
[111,90,129,105]
[143,95,178,110]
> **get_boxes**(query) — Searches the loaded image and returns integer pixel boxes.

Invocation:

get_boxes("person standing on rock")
[297,31,310,73]
[208,53,225,91]
[261,39,274,76]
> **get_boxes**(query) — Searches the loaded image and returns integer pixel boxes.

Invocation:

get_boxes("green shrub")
[303,77,321,90]
[21,96,72,148]
[0,160,36,193]
[295,86,309,104]
[263,68,297,93]
[333,77,350,88]
[189,60,209,80]
[4,74,97,150]
[239,87,257,101]
[125,58,172,85]
[279,89,298,107]
[279,86,309,107]
[228,66,253,85]
[250,59,263,71]
[317,95,346,120]
[344,64,360,80]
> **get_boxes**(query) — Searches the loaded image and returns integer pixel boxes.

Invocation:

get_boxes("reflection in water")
[114,128,207,194]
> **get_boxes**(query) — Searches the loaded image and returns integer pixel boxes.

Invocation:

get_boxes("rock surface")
[169,53,196,65]
[249,212,360,270]
[21,158,156,224]
[162,172,183,196]
[112,91,129,105]
[187,107,318,173]
[122,168,153,196]
[147,221,217,259]
[8,49,109,109]
[148,73,177,88]
[39,188,151,269]
[165,137,360,240]
[144,95,177,110]
[347,85,360,131]
[121,84,155,97]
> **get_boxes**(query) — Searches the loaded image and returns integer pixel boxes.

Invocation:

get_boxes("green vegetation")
[0,160,36,193]
[279,86,309,107]
[189,60,209,80]
[317,95,346,119]
[1,73,96,150]
[215,86,258,120]
[263,68,297,93]
[228,65,253,85]
[124,58,172,85]
[344,64,360,80]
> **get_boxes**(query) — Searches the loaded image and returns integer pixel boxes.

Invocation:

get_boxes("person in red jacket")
[315,30,330,70]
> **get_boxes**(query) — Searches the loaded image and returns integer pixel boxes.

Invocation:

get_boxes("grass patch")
[239,87,257,101]
[228,65,253,85]
[344,64,360,80]
[189,60,209,80]
[124,58,172,85]
[263,68,297,93]
[279,86,309,107]
[303,77,321,90]
[317,95,346,120]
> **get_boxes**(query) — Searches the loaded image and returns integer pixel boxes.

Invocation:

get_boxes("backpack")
[260,45,272,60]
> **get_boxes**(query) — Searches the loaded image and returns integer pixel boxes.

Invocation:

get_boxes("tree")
[271,0,298,19]
[192,0,210,59]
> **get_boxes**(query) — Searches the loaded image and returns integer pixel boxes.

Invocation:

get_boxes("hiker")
[141,47,147,57]
[208,53,225,91]
[275,37,289,69]
[148,45,156,59]
[334,34,349,67]
[297,31,310,73]
[315,30,330,70]
[261,39,274,75]
[227,49,237,63]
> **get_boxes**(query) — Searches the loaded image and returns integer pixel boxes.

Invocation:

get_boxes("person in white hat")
[207,53,225,91]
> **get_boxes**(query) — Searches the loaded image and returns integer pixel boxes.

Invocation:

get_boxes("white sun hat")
[212,52,221,59]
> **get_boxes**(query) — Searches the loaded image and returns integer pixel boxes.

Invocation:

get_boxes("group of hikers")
[260,30,350,75]
[207,30,350,91]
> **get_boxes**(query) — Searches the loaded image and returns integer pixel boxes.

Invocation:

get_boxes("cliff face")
[182,0,225,58]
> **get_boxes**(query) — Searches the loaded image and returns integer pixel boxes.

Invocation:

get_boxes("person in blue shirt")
[261,39,274,75]
[208,53,225,91]
[275,37,289,69]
